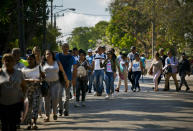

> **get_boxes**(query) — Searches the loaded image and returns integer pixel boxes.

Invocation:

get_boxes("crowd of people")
[0,44,192,131]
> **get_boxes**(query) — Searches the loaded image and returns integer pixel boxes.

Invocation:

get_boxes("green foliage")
[67,21,109,50]
[107,0,193,57]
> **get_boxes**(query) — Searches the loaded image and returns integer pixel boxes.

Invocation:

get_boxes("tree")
[67,21,109,50]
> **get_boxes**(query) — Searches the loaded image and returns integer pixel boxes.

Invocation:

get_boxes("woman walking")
[42,50,69,122]
[74,50,90,107]
[0,54,26,131]
[100,51,117,99]
[130,53,143,92]
[149,52,162,91]
[115,53,128,92]
[22,54,42,130]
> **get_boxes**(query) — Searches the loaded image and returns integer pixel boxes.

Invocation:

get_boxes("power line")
[72,12,110,17]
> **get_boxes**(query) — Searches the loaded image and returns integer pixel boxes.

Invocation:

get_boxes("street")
[20,75,193,131]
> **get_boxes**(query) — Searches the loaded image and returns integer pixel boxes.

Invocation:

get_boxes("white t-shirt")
[42,61,59,82]
[94,53,105,70]
[132,60,141,72]
[106,60,113,72]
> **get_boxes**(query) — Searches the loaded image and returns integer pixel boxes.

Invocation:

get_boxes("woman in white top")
[42,50,69,122]
[149,52,162,91]
[130,53,143,92]
[22,54,42,130]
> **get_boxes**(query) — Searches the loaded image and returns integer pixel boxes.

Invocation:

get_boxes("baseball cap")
[87,49,92,53]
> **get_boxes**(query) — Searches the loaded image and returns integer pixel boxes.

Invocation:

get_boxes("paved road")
[20,75,193,131]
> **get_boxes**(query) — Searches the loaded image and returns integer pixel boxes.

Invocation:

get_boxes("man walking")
[56,43,77,116]
[179,53,191,91]
[163,50,179,91]
[93,46,105,96]
[86,49,94,93]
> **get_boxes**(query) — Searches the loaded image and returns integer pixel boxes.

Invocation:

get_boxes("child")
[74,50,90,107]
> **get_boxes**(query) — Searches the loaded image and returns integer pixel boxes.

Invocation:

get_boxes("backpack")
[77,60,87,78]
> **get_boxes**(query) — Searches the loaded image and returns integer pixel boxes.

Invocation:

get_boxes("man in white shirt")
[92,46,105,96]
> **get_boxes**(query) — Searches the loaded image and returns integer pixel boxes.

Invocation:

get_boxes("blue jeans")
[105,72,114,95]
[88,72,94,92]
[94,70,104,94]
[133,71,141,89]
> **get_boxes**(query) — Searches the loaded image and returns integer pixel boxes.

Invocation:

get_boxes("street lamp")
[54,8,76,28]
[55,8,76,14]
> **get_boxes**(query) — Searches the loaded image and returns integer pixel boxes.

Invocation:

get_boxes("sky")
[50,0,112,42]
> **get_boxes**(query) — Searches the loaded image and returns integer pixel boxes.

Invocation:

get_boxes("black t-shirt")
[160,55,167,67]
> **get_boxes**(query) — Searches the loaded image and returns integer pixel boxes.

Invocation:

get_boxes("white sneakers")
[105,95,110,99]
[105,94,115,99]
[93,92,97,96]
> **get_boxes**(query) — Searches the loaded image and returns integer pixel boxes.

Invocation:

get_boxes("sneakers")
[81,101,86,107]
[93,92,97,96]
[137,88,141,92]
[111,93,115,98]
[105,95,110,99]
[71,95,75,100]
[74,101,81,107]
[74,101,86,107]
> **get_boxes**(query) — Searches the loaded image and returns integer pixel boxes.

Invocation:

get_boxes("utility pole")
[54,14,56,28]
[42,0,47,51]
[17,0,25,57]
[50,0,53,27]
[152,0,156,59]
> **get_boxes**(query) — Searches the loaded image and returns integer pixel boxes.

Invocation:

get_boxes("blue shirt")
[56,53,76,80]
[140,57,146,68]
[86,55,94,72]
[86,55,94,65]
[165,56,178,73]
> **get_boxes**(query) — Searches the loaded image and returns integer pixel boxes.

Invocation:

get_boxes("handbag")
[39,66,49,97]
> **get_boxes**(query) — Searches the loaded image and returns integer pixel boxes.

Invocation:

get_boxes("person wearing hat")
[178,53,191,91]
[86,49,94,93]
